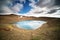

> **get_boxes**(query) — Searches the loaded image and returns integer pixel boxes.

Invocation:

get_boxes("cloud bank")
[0,0,60,18]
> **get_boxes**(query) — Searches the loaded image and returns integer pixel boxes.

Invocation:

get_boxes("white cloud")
[0,0,23,15]
[0,6,14,15]
[19,0,26,3]
[11,3,23,13]
[18,6,60,18]
[0,0,60,18]
[19,0,60,18]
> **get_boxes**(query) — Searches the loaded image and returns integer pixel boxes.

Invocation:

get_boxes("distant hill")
[0,14,60,24]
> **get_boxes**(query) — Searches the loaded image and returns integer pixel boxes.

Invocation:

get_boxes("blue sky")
[0,0,60,18]
[9,0,39,14]
[19,0,32,14]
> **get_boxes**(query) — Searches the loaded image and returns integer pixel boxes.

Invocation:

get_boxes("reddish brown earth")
[0,15,60,40]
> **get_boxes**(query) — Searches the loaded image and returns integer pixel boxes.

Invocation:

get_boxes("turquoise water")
[15,20,47,30]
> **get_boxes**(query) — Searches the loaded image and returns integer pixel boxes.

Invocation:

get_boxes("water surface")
[15,20,47,30]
